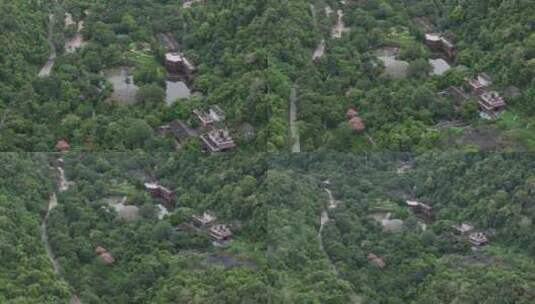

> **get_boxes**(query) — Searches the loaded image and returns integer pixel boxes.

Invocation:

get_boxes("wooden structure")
[200,129,236,152]
[464,73,507,116]
[454,223,474,234]
[193,212,217,227]
[478,91,506,115]
[209,224,232,241]
[405,200,433,219]
[469,232,489,246]
[193,106,226,127]
[165,52,195,75]
[425,33,456,59]
[144,182,175,207]
[466,73,493,93]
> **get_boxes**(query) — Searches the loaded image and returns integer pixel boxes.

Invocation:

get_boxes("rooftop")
[479,91,506,111]
[144,182,173,194]
[165,52,195,70]
[193,106,226,126]
[210,224,232,240]
[455,223,474,233]
[466,73,493,90]
[200,129,236,152]
[425,33,441,41]
[193,212,217,225]
[406,200,419,207]
[469,232,489,246]
[346,108,359,119]
[56,139,70,152]
[349,116,365,132]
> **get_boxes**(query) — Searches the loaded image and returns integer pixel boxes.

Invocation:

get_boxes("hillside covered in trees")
[0,0,534,152]
[3,152,535,303]
[1,0,535,303]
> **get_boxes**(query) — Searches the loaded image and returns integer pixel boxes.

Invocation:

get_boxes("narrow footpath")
[318,186,363,304]
[41,192,60,273]
[38,14,56,77]
[289,85,301,153]
[41,159,81,304]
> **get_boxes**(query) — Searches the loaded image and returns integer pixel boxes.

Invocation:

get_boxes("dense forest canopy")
[1,0,535,303]
[3,151,535,303]
[0,0,534,152]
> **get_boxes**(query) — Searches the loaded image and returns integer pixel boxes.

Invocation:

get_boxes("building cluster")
[417,18,512,118]
[424,33,456,60]
[194,106,236,152]
[158,105,237,152]
[405,200,433,220]
[440,73,509,118]
[454,223,489,247]
[192,212,233,243]
[465,73,507,116]
[144,182,175,208]
[346,107,365,132]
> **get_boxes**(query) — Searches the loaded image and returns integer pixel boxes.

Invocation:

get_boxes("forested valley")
[0,0,534,152]
[1,0,535,303]
[3,152,535,303]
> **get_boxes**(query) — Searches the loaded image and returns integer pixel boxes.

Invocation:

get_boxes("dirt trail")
[313,39,325,60]
[41,193,60,273]
[38,14,57,77]
[289,85,301,153]
[65,14,86,53]
[331,0,349,39]
[318,186,363,304]
[41,160,80,303]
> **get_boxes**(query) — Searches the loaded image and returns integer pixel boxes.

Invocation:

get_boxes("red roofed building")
[346,108,359,120]
[99,252,115,265]
[95,246,115,265]
[349,116,365,132]
[56,139,70,152]
[466,73,493,93]
[367,253,386,268]
[478,91,506,114]
[95,246,107,255]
